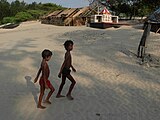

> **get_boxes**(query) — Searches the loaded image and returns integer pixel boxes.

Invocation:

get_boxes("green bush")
[15,12,33,22]
[26,10,46,19]
[2,17,16,24]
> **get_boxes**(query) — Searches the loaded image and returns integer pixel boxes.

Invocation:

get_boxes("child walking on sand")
[34,49,55,109]
[56,40,76,100]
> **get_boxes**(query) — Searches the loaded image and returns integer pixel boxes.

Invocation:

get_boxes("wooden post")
[137,22,151,58]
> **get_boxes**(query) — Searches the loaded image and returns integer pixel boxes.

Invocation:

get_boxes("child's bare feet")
[44,100,51,104]
[37,105,46,109]
[66,94,74,100]
[56,94,65,98]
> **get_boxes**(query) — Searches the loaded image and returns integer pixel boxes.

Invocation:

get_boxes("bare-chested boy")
[56,40,76,100]
[34,49,55,109]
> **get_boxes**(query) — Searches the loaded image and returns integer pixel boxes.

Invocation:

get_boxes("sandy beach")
[0,21,160,120]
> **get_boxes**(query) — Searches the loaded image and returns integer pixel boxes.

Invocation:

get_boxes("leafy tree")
[99,0,158,19]
[0,0,10,20]
[27,10,46,19]
[15,12,33,22]
[38,3,65,11]
[136,1,150,18]
[26,2,38,10]
[143,0,160,10]
[10,0,26,16]
[0,0,65,24]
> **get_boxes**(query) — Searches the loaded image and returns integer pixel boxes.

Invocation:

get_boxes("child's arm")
[34,67,42,83]
[71,53,76,72]
[42,62,49,89]
[71,65,76,72]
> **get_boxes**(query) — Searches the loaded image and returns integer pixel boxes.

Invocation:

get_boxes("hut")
[137,8,160,59]
[41,8,78,25]
[41,10,63,24]
[64,7,91,26]
[144,7,160,33]
[90,7,118,24]
[56,8,79,26]
[41,7,94,26]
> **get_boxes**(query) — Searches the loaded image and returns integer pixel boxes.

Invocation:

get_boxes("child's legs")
[66,74,76,95]
[38,84,45,106]
[57,75,66,95]
[46,83,55,101]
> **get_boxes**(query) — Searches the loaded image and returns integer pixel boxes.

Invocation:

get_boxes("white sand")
[0,21,160,120]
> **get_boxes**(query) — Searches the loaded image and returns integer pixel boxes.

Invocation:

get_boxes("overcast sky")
[7,0,90,8]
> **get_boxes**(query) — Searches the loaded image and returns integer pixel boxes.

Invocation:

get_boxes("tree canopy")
[99,0,160,19]
[0,0,65,24]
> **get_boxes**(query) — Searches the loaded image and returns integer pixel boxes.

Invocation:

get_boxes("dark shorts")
[62,67,71,76]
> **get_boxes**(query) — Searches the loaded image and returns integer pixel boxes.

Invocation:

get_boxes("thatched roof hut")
[138,8,160,58]
[56,8,79,26]
[64,7,91,26]
[41,7,94,26]
[41,8,79,26]
[145,7,160,33]
[47,10,63,18]
[41,10,63,24]
[148,8,160,23]
[56,8,78,18]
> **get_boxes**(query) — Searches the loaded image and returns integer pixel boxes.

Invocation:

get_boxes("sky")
[7,0,90,8]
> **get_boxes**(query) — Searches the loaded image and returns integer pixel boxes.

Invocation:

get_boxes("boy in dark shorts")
[34,49,55,109]
[56,40,76,100]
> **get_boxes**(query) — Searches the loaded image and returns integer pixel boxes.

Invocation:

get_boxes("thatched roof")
[148,7,160,23]
[79,8,94,17]
[72,7,90,18]
[47,10,63,18]
[41,7,94,26]
[56,8,78,18]
[64,7,90,26]
[144,7,160,33]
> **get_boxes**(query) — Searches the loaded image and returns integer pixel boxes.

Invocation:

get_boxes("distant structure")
[41,0,118,26]
[146,7,160,33]
[137,7,160,60]
[88,0,119,28]
[90,7,118,23]
[41,7,94,26]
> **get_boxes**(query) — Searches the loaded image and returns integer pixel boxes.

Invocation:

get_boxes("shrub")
[2,17,16,24]
[26,10,46,19]
[15,12,33,22]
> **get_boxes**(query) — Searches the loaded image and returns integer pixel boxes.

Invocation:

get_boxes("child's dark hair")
[41,49,52,59]
[64,40,73,50]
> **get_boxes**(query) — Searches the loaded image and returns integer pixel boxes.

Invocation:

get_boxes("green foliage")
[10,0,26,16]
[101,0,160,19]
[26,10,46,19]
[0,0,10,20]
[15,12,33,22]
[2,16,16,24]
[26,2,39,10]
[0,0,65,24]
[38,3,65,11]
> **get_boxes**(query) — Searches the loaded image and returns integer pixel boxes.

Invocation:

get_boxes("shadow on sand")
[25,76,39,105]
